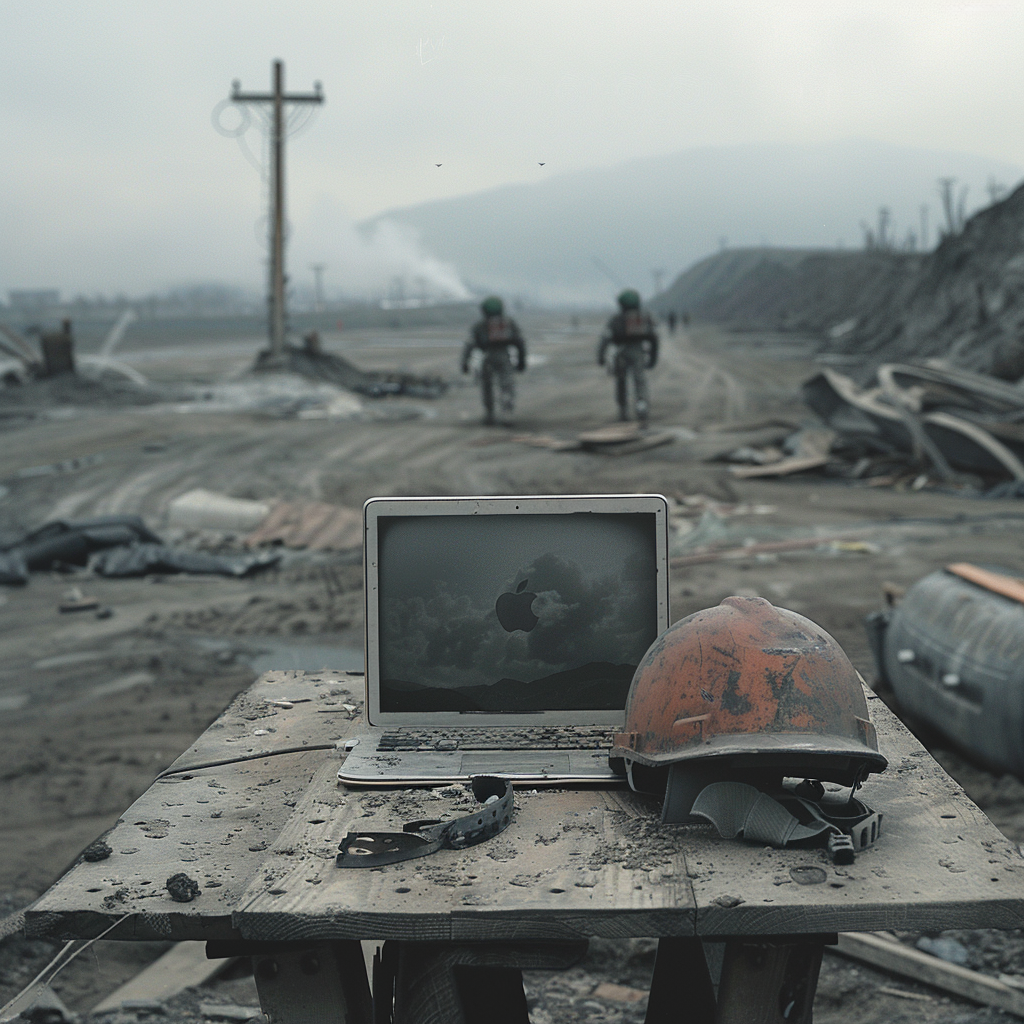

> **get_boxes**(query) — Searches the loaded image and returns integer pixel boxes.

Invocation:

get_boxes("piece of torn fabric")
[0,515,165,582]
[91,543,281,578]
[0,549,28,585]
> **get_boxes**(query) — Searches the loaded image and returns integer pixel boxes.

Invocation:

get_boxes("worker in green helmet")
[461,296,526,425]
[597,289,659,424]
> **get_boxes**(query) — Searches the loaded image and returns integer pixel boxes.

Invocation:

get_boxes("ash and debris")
[587,806,684,872]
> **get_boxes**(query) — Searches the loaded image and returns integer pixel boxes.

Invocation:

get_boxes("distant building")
[8,289,60,311]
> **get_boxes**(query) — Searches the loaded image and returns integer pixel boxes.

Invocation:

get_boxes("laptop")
[337,493,670,786]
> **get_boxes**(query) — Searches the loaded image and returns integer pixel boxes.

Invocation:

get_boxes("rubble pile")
[257,342,448,399]
[798,362,1024,492]
[0,515,279,585]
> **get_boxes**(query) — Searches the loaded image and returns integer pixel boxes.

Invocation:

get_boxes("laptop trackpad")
[461,752,572,774]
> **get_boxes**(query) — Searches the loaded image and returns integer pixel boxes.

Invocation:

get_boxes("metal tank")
[869,567,1024,777]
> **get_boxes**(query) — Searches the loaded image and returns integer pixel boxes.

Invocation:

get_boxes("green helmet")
[618,289,641,310]
[481,296,504,316]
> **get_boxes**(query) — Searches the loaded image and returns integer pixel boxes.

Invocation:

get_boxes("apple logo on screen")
[495,579,539,633]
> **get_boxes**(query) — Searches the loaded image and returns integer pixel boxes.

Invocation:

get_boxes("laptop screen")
[374,510,660,715]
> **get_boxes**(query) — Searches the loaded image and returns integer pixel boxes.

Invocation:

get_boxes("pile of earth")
[0,372,171,413]
[655,180,1024,382]
[652,247,918,338]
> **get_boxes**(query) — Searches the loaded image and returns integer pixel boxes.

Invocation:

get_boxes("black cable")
[156,744,336,780]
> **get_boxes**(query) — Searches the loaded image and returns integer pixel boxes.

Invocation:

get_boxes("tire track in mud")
[10,324,771,530]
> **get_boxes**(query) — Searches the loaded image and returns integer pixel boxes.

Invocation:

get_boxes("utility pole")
[310,263,326,313]
[230,61,323,365]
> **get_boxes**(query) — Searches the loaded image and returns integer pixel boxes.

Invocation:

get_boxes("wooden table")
[25,670,1024,1024]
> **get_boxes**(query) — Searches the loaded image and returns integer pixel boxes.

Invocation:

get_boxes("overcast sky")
[4,1,1024,297]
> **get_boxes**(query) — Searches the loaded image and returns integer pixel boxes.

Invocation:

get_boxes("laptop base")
[337,737,621,787]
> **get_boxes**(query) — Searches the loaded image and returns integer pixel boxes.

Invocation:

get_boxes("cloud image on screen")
[375,513,657,712]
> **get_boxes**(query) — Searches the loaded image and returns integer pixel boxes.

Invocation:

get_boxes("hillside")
[652,184,1024,382]
[364,140,1021,306]
[650,247,920,334]
[834,180,1024,378]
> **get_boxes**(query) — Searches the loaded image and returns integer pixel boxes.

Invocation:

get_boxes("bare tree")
[877,207,891,249]
[987,178,1007,204]
[937,177,969,237]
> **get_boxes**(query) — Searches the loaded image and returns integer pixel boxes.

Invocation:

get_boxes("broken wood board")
[576,423,674,454]
[834,931,1024,1017]
[685,690,1024,937]
[728,454,829,478]
[244,501,361,552]
[510,434,581,451]
[25,672,358,941]
[509,428,673,456]
[91,941,232,1013]
[947,562,1024,606]
[586,432,674,456]
[576,424,644,444]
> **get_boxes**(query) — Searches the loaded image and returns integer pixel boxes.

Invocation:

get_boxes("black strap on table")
[690,781,882,865]
[336,776,513,868]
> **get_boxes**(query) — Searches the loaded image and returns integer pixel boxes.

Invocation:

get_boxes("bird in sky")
[435,163,442,167]
[538,162,546,166]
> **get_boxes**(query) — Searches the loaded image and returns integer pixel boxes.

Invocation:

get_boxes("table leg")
[252,942,372,1024]
[385,940,586,1024]
[714,937,827,1024]
[644,937,716,1024]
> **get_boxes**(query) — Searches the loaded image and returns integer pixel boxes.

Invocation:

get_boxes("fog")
[4,2,1024,303]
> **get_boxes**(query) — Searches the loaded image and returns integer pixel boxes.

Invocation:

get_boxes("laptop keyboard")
[376,727,617,753]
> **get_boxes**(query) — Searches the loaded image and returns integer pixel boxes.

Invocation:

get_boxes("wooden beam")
[834,932,1024,1018]
[91,942,233,1013]
[947,562,1024,606]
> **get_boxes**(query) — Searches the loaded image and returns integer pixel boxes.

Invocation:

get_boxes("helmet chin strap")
[689,781,883,865]
[335,776,513,868]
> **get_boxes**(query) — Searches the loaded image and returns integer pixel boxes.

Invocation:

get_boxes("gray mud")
[3,316,1024,1021]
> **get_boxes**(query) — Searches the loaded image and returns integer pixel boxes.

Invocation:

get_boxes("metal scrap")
[802,363,1024,488]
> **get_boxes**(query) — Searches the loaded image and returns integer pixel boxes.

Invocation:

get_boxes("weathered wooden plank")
[25,672,361,941]
[25,672,1024,951]
[834,932,1024,1017]
[232,774,697,942]
[91,941,230,1012]
[687,691,1024,936]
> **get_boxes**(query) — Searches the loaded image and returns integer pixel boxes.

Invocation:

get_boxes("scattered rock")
[711,894,745,908]
[916,935,970,965]
[592,982,647,1004]
[165,872,201,903]
[80,839,112,862]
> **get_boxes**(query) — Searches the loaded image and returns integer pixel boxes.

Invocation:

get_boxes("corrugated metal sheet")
[244,501,361,552]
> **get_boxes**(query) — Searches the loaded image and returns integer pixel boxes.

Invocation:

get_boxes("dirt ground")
[3,315,1024,1021]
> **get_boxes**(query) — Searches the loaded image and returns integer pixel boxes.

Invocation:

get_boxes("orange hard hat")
[611,597,887,800]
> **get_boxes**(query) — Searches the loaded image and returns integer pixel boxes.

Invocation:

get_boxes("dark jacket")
[597,310,659,368]
[462,315,526,371]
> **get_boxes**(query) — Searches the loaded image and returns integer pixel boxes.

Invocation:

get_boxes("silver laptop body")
[337,493,670,786]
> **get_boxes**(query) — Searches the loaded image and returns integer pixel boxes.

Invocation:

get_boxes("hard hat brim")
[611,730,888,782]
